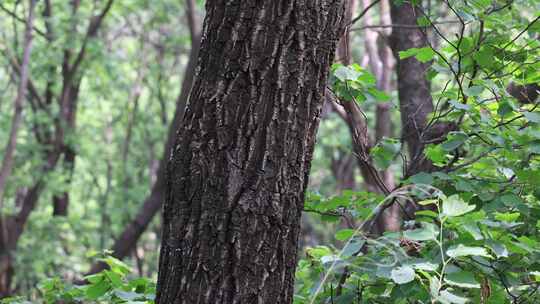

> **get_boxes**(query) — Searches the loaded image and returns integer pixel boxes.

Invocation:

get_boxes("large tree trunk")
[155,1,345,303]
[389,2,434,176]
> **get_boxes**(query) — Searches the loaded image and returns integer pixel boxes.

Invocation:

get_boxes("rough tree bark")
[389,2,434,176]
[155,1,345,303]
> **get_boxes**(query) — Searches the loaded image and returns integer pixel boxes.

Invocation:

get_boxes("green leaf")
[411,261,439,272]
[84,273,104,284]
[334,66,361,81]
[416,16,430,26]
[516,170,540,186]
[101,257,131,275]
[115,290,140,301]
[524,111,540,123]
[403,223,439,241]
[439,290,470,304]
[441,132,468,151]
[494,212,520,222]
[85,280,110,300]
[416,210,438,218]
[461,223,483,240]
[444,271,480,289]
[410,172,434,185]
[464,85,484,96]
[399,48,420,60]
[371,138,401,169]
[417,47,436,63]
[442,195,475,217]
[342,240,365,257]
[474,47,494,69]
[448,99,471,111]
[105,270,122,287]
[391,265,416,284]
[426,145,447,163]
[367,87,391,101]
[486,241,509,258]
[335,229,355,241]
[446,245,491,258]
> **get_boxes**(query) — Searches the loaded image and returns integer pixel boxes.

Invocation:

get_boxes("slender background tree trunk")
[85,0,202,276]
[0,1,36,297]
[156,1,345,303]
[389,2,434,176]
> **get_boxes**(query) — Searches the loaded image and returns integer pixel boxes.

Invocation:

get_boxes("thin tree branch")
[0,2,46,38]
[350,0,381,25]
[0,0,37,209]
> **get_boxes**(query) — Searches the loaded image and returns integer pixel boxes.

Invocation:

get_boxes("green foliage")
[331,64,391,103]
[1,256,155,304]
[296,0,540,303]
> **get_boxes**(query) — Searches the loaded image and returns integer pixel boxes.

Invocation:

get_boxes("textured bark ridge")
[389,2,434,176]
[156,1,345,303]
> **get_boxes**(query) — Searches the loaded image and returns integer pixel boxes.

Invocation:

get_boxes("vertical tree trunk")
[0,0,36,297]
[332,0,357,192]
[389,2,434,176]
[0,0,36,210]
[156,1,345,303]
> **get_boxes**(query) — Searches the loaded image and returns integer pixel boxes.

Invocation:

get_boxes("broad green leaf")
[416,210,438,218]
[441,132,468,151]
[416,47,436,63]
[412,261,439,272]
[426,145,447,163]
[367,87,391,101]
[461,223,483,240]
[101,257,131,275]
[524,111,540,123]
[410,172,434,185]
[104,270,122,287]
[342,240,365,257]
[516,170,540,186]
[85,280,110,300]
[444,271,480,289]
[449,99,471,111]
[334,66,361,81]
[446,245,491,258]
[486,241,509,258]
[391,265,416,284]
[464,86,484,97]
[399,48,420,60]
[403,223,439,241]
[474,47,494,68]
[115,290,140,301]
[335,229,355,241]
[439,290,470,304]
[494,212,520,222]
[442,195,475,217]
[371,138,401,169]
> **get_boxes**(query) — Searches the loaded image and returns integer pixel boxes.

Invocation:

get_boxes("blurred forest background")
[1,0,540,303]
